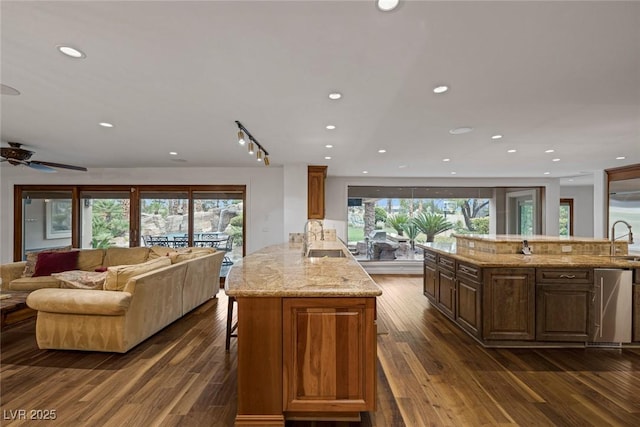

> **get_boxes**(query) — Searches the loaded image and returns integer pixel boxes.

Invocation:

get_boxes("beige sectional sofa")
[0,246,224,353]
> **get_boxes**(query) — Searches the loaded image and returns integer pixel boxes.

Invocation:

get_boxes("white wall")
[283,164,308,241]
[0,166,284,263]
[560,185,595,237]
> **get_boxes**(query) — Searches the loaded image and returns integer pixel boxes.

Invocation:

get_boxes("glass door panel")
[80,190,131,248]
[192,191,244,265]
[22,190,73,258]
[140,191,189,248]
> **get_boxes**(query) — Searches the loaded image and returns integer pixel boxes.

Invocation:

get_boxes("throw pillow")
[22,246,72,277]
[33,250,79,277]
[52,270,108,290]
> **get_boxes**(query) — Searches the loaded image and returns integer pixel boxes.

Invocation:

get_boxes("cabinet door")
[283,298,376,413]
[437,270,456,320]
[424,262,437,302]
[456,278,481,338]
[536,283,592,342]
[483,268,535,341]
[307,165,327,219]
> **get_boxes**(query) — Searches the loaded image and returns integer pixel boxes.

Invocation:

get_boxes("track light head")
[235,120,270,165]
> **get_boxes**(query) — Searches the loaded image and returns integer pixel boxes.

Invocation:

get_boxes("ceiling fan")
[0,142,87,172]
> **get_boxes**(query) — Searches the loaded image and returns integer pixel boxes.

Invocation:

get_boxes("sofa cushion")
[22,246,72,277]
[104,257,172,291]
[77,249,105,272]
[147,245,177,260]
[9,275,62,291]
[103,247,150,267]
[33,250,80,277]
[53,270,108,290]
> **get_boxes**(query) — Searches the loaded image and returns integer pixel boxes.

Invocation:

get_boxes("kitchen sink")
[307,249,347,258]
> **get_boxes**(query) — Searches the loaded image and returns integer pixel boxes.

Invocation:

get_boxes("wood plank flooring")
[1,275,640,426]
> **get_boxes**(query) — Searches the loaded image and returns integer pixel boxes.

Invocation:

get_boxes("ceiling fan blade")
[26,162,57,173]
[31,160,87,172]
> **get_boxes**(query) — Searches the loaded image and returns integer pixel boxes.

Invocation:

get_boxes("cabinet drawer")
[438,255,455,271]
[457,262,482,283]
[536,268,593,284]
[424,250,437,265]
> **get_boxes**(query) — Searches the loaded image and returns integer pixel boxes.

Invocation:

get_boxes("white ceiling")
[1,1,639,182]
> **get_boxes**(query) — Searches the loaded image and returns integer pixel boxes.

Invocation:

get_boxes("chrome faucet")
[611,220,633,255]
[302,219,324,254]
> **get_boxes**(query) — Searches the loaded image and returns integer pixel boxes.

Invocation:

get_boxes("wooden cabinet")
[535,268,593,342]
[423,251,437,302]
[282,297,376,414]
[536,283,592,342]
[483,268,535,341]
[456,262,482,339]
[307,165,327,219]
[436,255,456,320]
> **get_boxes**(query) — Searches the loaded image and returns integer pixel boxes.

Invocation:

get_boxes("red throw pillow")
[33,251,79,277]
[95,266,108,272]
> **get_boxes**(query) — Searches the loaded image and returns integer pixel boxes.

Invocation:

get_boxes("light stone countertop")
[452,234,614,243]
[418,243,640,268]
[225,241,383,297]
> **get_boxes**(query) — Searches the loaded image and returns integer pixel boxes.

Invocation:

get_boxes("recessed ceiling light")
[491,134,503,140]
[99,122,114,128]
[0,84,20,95]
[616,156,626,160]
[57,45,86,58]
[544,172,551,175]
[449,127,473,135]
[377,0,400,12]
[169,152,178,156]
[442,158,451,162]
[507,149,517,153]
[568,178,574,182]
[378,149,386,153]
[433,85,448,94]
[328,92,342,100]
[545,149,555,153]
[325,144,333,148]
[326,125,336,130]
[362,170,369,174]
[552,158,560,162]
[451,171,457,175]
[325,156,332,160]
[398,165,407,169]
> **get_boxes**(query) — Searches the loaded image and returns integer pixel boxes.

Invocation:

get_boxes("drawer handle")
[460,266,474,274]
[559,274,576,279]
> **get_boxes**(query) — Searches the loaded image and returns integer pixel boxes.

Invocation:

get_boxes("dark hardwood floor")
[2,275,640,426]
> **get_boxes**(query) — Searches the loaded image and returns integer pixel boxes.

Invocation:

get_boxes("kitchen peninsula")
[225,240,382,426]
[419,235,640,348]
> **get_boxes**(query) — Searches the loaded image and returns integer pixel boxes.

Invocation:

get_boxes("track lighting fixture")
[235,120,270,166]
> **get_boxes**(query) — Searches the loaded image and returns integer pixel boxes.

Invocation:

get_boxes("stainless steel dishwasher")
[592,269,633,343]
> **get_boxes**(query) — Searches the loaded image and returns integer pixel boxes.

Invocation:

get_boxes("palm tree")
[387,213,409,236]
[412,212,453,242]
[401,221,420,250]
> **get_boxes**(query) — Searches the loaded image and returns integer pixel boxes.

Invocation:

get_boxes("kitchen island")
[418,235,640,348]
[225,241,382,426]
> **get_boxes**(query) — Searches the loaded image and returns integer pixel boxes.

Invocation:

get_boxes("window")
[20,189,74,259]
[13,185,246,261]
[559,198,573,236]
